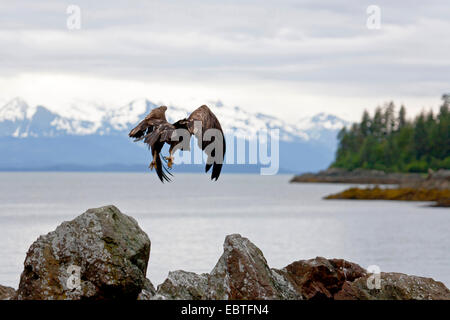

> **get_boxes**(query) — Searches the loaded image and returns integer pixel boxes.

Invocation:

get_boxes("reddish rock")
[209,234,293,299]
[281,257,367,299]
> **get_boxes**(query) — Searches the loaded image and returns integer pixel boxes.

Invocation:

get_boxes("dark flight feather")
[186,105,226,180]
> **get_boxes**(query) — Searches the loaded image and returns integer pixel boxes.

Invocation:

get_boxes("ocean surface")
[0,172,449,289]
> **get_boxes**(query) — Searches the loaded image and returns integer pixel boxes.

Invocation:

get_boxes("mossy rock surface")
[16,205,151,300]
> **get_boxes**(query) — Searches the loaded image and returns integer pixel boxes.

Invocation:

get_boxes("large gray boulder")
[16,205,151,300]
[208,234,299,299]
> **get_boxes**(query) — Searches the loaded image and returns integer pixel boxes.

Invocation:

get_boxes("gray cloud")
[0,0,449,120]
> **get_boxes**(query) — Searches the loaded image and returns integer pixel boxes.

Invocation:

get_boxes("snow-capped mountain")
[298,112,348,133]
[0,97,347,141]
[0,97,349,173]
[296,113,349,150]
[0,98,101,137]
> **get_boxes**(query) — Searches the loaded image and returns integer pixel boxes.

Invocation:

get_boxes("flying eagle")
[129,105,226,182]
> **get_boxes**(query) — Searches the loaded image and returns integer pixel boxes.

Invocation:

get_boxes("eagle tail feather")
[155,153,171,183]
[211,163,222,181]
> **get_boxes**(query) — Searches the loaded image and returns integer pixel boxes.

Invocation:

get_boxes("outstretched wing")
[187,105,226,180]
[129,106,168,140]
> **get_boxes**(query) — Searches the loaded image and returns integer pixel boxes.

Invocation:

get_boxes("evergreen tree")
[384,102,396,134]
[371,107,383,138]
[413,112,428,159]
[360,110,371,137]
[332,96,450,173]
[435,97,450,159]
[398,105,407,129]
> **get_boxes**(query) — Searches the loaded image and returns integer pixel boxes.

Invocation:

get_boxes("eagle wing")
[187,105,226,180]
[128,106,168,140]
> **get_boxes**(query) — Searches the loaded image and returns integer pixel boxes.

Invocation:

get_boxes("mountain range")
[0,97,349,174]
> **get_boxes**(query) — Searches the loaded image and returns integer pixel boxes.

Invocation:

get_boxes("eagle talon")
[164,156,174,169]
[149,161,157,170]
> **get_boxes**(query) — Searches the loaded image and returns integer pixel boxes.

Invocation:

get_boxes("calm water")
[0,172,449,289]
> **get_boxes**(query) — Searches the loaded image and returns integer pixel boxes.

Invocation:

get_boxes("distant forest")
[332,95,450,173]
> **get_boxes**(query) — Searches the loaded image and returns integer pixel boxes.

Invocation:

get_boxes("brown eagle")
[129,105,226,182]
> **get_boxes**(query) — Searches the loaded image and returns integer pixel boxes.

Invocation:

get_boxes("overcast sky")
[0,0,449,121]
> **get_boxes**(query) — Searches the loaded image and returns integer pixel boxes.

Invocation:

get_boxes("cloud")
[0,0,448,121]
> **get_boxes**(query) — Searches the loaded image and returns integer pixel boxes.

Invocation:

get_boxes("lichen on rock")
[156,234,300,300]
[10,205,450,301]
[335,272,450,300]
[16,205,151,300]
[155,234,450,301]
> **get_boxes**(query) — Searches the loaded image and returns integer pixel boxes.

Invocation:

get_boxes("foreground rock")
[156,234,300,299]
[12,206,450,300]
[155,235,366,300]
[155,234,450,300]
[290,168,423,184]
[138,278,157,300]
[16,205,151,300]
[0,285,16,300]
[279,257,366,299]
[335,273,450,300]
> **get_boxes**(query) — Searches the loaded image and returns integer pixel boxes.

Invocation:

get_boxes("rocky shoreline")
[291,168,450,206]
[290,168,424,185]
[2,205,450,300]
[323,169,450,206]
[325,187,450,202]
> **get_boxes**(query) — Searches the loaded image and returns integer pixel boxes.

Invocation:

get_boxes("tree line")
[332,95,450,173]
